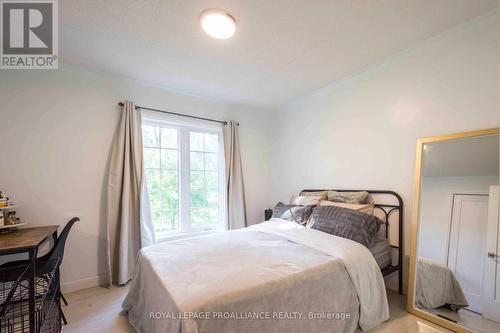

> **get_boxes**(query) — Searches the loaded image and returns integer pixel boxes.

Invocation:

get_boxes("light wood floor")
[64,286,451,333]
[427,307,500,333]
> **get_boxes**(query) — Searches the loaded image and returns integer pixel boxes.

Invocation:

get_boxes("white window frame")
[142,113,227,241]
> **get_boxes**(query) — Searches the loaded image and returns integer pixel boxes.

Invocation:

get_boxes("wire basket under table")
[0,259,62,333]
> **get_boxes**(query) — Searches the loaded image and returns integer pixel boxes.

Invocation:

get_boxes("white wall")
[268,11,500,291]
[0,64,272,292]
[418,176,499,264]
[229,105,273,225]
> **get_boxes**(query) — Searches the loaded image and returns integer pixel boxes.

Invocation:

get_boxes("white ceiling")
[423,135,499,177]
[60,0,498,107]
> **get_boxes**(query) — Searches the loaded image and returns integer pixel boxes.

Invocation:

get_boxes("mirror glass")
[415,132,500,332]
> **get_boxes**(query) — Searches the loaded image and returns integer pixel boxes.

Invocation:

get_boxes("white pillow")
[319,200,375,215]
[300,191,328,199]
[291,195,323,206]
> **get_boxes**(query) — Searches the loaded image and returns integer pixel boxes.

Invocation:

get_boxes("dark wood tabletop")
[0,225,58,254]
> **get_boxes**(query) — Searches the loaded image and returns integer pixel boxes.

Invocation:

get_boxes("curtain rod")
[118,102,231,125]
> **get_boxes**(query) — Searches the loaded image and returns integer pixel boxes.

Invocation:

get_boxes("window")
[142,117,226,239]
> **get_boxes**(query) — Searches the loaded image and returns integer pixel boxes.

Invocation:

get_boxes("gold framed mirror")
[407,128,500,333]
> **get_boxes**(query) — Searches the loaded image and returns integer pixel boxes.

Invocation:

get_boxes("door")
[483,186,500,322]
[447,194,489,314]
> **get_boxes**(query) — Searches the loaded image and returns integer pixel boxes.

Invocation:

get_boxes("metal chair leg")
[60,304,68,325]
[61,292,68,306]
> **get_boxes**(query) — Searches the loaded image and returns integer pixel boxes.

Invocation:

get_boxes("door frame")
[482,185,500,322]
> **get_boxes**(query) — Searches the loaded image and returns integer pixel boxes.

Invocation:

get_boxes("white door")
[447,194,489,314]
[482,186,500,322]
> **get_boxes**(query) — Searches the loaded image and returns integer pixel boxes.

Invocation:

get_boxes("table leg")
[28,248,37,333]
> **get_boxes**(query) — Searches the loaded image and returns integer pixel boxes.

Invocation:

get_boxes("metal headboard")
[300,189,403,294]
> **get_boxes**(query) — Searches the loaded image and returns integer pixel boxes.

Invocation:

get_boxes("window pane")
[143,125,159,147]
[190,171,204,190]
[190,152,204,170]
[144,148,160,169]
[144,124,181,236]
[146,170,160,192]
[160,128,177,149]
[160,170,178,192]
[188,130,221,228]
[204,153,218,171]
[155,210,178,232]
[207,208,219,225]
[151,210,161,226]
[191,208,206,226]
[161,149,178,169]
[164,210,179,230]
[205,171,218,190]
[156,211,169,231]
[190,132,204,151]
[204,133,218,152]
[191,190,206,207]
[149,190,161,212]
[206,191,219,208]
[161,191,178,210]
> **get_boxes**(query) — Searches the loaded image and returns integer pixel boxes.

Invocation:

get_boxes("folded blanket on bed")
[123,219,389,333]
[416,257,468,310]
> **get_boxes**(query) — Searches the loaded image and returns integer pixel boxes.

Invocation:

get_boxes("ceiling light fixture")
[200,9,236,39]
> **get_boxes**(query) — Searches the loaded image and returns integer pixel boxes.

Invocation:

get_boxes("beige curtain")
[106,101,153,285]
[224,121,247,229]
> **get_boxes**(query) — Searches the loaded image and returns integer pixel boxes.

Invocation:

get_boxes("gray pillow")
[327,191,370,204]
[308,205,382,248]
[272,202,314,225]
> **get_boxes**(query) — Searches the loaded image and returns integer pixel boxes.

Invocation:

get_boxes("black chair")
[0,217,79,325]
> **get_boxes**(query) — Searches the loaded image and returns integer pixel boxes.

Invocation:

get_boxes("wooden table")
[0,226,59,333]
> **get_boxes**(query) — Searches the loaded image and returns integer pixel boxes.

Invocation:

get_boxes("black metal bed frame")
[300,189,403,294]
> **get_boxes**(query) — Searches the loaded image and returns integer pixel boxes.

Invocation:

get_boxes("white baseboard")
[61,274,108,294]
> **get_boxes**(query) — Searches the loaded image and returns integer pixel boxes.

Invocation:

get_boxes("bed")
[123,190,403,333]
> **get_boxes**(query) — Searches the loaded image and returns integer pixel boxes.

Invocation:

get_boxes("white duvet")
[123,219,389,333]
